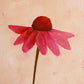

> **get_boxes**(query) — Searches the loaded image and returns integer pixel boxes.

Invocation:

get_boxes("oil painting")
[0,0,84,84]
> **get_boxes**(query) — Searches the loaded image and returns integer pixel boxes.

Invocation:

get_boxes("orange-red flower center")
[32,16,52,31]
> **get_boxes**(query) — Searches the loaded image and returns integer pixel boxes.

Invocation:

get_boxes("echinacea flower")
[8,16,74,84]
[8,16,74,56]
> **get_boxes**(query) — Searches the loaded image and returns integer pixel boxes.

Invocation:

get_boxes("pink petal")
[14,35,25,45]
[49,30,71,50]
[43,32,60,56]
[14,29,33,45]
[36,32,47,55]
[51,29,74,38]
[8,25,31,34]
[22,31,37,53]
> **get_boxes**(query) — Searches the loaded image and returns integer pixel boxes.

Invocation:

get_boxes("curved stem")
[32,47,39,84]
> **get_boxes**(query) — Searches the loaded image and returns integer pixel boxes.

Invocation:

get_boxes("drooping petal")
[14,29,33,45]
[14,35,24,45]
[36,32,47,55]
[22,31,37,52]
[49,30,71,50]
[51,29,74,39]
[43,32,60,56]
[8,25,32,34]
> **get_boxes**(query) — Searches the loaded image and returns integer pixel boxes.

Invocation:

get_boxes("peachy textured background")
[0,0,84,84]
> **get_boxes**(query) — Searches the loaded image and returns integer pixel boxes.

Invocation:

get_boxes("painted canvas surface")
[0,0,84,84]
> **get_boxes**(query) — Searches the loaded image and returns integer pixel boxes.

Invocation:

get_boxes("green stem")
[32,47,39,84]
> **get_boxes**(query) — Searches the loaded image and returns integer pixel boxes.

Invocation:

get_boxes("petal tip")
[8,26,11,30]
[8,25,10,27]
[41,52,47,55]
[13,42,16,45]
[72,34,75,37]
[22,45,30,53]
[70,34,75,38]
[52,50,60,56]
[56,52,60,56]
[68,33,75,38]
[8,25,12,29]
[67,45,71,50]
[22,48,27,53]
[69,47,71,50]
[13,42,18,45]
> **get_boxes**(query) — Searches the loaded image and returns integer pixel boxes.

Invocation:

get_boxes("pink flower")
[8,16,74,56]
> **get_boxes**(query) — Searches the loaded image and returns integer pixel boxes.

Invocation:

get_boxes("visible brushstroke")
[8,16,74,84]
[8,16,74,56]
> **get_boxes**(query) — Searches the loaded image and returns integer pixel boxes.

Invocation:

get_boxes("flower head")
[8,16,74,56]
[32,16,52,31]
